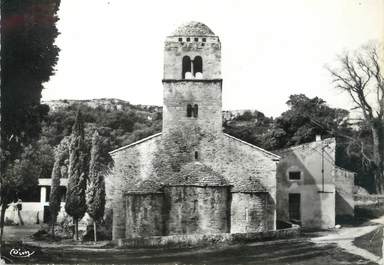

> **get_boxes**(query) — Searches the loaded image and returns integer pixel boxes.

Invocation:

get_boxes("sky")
[42,0,383,117]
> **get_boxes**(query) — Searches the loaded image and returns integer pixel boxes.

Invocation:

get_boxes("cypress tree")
[86,130,106,242]
[65,110,87,240]
[49,137,69,237]
[49,154,62,237]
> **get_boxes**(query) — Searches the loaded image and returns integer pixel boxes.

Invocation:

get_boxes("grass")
[353,226,383,258]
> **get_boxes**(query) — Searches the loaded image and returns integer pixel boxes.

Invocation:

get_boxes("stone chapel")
[108,21,280,240]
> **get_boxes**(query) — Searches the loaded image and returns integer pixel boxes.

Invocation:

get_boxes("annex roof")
[273,137,336,157]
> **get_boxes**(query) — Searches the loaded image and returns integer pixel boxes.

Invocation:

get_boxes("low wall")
[115,227,300,248]
[3,203,42,225]
[354,195,384,206]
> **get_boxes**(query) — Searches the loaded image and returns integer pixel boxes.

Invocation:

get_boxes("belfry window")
[182,56,203,79]
[187,104,193,117]
[182,56,192,79]
[193,104,198,118]
[193,56,203,77]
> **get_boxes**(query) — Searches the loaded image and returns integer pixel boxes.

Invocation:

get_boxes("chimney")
[316,135,322,142]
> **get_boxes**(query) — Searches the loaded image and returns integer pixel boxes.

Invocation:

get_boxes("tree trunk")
[372,122,384,194]
[51,223,55,238]
[75,218,78,241]
[94,221,97,243]
[0,204,6,241]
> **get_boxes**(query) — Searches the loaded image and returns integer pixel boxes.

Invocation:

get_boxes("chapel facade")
[108,22,280,239]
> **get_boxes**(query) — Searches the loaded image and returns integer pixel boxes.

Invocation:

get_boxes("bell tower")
[162,21,223,145]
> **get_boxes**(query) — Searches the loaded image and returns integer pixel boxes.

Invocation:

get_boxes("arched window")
[193,56,203,77]
[187,104,193,117]
[194,151,199,160]
[182,56,191,79]
[193,104,198,118]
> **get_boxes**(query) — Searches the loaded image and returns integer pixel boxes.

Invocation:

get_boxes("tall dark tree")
[1,0,60,159]
[65,111,87,240]
[268,94,349,149]
[0,0,60,240]
[49,137,69,237]
[86,131,106,242]
[223,110,273,148]
[328,43,384,193]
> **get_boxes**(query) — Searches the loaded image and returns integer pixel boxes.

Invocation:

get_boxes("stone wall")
[335,167,355,217]
[116,227,301,249]
[163,36,221,80]
[276,138,336,229]
[164,186,230,235]
[207,135,278,231]
[162,80,222,140]
[231,193,274,233]
[215,135,278,199]
[112,190,126,240]
[109,132,279,239]
[109,134,162,239]
[125,193,164,238]
[354,194,384,206]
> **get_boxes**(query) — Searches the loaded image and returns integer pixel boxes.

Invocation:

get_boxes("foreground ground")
[1,223,382,264]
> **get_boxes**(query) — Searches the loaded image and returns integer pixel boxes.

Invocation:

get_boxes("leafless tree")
[327,42,384,193]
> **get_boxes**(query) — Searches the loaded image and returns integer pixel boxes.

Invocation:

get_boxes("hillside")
[41,98,269,155]
[41,99,162,151]
[44,99,258,123]
[43,98,162,113]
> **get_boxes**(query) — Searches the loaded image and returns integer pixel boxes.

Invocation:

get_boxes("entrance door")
[289,193,301,224]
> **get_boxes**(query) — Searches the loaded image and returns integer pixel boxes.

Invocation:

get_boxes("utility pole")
[321,146,325,192]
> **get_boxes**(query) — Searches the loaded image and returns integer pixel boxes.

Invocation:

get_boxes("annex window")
[182,56,192,79]
[187,104,193,117]
[193,104,198,118]
[193,56,203,76]
[289,171,301,180]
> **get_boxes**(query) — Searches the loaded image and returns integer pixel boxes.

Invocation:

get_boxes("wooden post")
[94,221,97,242]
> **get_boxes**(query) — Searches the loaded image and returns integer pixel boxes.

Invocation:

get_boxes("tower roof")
[171,21,215,36]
